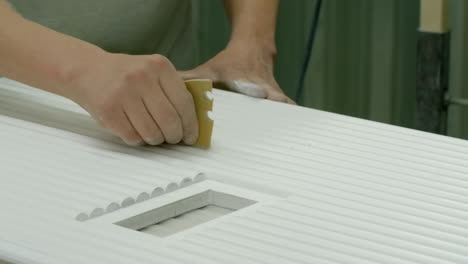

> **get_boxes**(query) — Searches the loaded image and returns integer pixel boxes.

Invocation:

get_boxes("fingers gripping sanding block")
[184,79,214,149]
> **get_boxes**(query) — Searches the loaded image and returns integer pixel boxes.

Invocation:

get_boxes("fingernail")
[145,137,164,146]
[184,134,198,145]
[125,139,145,146]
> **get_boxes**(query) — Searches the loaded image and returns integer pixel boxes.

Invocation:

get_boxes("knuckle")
[123,67,150,82]
[147,55,172,69]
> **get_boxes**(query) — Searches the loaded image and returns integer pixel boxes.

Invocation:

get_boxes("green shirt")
[8,0,196,69]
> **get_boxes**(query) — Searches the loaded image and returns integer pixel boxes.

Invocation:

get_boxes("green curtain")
[448,0,468,140]
[193,0,468,140]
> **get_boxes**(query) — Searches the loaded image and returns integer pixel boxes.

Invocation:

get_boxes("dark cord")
[294,0,323,103]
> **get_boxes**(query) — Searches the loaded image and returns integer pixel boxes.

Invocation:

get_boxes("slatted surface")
[0,78,467,264]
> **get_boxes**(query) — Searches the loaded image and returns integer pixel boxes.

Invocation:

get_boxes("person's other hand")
[180,44,295,104]
[65,53,198,146]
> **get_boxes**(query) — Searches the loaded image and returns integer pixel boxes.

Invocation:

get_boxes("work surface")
[0,78,467,264]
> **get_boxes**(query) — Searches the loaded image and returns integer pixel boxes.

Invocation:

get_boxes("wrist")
[226,37,277,62]
[51,45,107,99]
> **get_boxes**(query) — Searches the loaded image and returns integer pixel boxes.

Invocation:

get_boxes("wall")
[193,0,468,140]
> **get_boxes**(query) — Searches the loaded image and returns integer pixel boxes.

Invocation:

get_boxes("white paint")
[204,91,214,101]
[0,78,467,264]
[206,111,214,121]
[227,80,267,98]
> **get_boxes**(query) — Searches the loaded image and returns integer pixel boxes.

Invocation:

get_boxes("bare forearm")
[0,1,200,146]
[0,1,104,96]
[224,0,279,55]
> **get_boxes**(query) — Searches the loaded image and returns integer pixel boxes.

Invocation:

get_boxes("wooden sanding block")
[184,79,214,149]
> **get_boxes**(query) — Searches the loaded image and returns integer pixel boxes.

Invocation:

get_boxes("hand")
[65,52,198,146]
[180,44,295,104]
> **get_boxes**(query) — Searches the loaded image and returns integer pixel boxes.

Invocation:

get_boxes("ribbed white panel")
[0,78,467,264]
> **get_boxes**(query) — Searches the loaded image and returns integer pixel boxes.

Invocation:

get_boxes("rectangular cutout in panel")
[115,190,256,237]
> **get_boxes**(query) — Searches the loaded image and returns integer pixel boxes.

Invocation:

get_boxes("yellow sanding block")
[185,79,214,149]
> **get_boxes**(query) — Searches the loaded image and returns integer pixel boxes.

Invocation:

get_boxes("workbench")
[0,78,467,264]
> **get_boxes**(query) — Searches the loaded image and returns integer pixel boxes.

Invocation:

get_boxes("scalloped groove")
[77,173,207,221]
